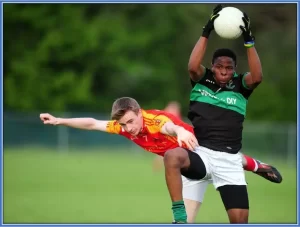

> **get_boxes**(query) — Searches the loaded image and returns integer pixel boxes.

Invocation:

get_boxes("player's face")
[118,110,143,136]
[211,56,236,87]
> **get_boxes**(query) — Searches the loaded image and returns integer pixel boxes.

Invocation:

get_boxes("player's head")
[111,97,143,136]
[211,48,237,87]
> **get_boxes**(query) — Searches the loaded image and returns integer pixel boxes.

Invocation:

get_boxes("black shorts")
[218,185,249,210]
[180,148,207,180]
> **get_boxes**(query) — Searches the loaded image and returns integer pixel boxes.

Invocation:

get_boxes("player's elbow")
[188,66,200,82]
[253,72,263,85]
[188,61,198,75]
[188,61,205,82]
[87,118,99,130]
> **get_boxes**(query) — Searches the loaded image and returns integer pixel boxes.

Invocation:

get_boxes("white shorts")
[182,146,246,203]
[182,175,212,203]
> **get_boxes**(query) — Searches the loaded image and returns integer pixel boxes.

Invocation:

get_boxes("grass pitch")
[4,147,297,224]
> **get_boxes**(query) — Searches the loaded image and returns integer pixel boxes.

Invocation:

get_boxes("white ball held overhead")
[214,7,245,40]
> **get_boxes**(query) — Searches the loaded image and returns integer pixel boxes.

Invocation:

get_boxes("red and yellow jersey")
[106,109,194,156]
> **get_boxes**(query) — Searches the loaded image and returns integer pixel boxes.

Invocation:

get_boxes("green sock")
[172,201,187,223]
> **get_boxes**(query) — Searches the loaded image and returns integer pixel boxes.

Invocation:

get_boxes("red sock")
[243,155,258,172]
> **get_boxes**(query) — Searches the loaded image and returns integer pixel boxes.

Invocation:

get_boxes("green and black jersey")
[188,68,253,154]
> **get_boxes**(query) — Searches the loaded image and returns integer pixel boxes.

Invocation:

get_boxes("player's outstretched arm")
[160,122,199,151]
[188,4,222,82]
[240,13,263,90]
[39,113,109,132]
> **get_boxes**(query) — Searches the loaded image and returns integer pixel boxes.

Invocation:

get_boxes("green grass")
[4,148,297,224]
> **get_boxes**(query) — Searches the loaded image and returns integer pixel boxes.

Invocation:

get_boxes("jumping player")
[161,4,282,224]
[153,101,282,223]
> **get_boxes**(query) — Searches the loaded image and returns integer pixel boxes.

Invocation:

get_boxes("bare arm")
[243,47,263,89]
[40,113,109,132]
[57,118,109,131]
[188,37,208,82]
[160,121,184,136]
[160,121,199,150]
[188,5,223,82]
[240,13,262,90]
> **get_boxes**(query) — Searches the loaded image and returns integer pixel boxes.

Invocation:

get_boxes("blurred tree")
[3,3,297,122]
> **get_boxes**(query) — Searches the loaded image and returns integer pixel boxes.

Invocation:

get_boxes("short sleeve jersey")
[188,68,253,153]
[106,109,194,156]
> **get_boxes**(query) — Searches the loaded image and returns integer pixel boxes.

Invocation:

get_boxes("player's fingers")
[177,139,182,147]
[190,142,197,151]
[187,134,197,143]
[186,143,194,151]
[211,14,220,22]
[188,135,198,149]
[242,17,248,27]
[185,139,195,151]
[188,143,195,151]
[239,25,246,32]
[40,113,49,117]
[192,138,199,147]
[213,4,223,13]
[44,120,55,125]
[195,137,199,146]
[181,138,190,149]
[189,139,197,151]
[195,140,199,147]
[243,12,249,21]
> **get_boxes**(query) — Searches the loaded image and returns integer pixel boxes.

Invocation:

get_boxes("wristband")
[244,41,255,48]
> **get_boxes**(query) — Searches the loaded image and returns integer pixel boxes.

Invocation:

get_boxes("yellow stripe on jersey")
[142,110,172,134]
[106,120,122,134]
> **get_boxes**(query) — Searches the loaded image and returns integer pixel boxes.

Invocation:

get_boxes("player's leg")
[152,155,204,223]
[209,149,249,223]
[241,153,283,183]
[163,147,207,223]
[218,185,249,223]
[184,199,201,223]
[182,177,210,223]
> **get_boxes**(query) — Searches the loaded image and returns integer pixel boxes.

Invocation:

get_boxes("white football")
[214,7,245,39]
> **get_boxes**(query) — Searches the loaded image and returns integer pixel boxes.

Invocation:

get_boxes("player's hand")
[40,113,60,125]
[176,127,199,151]
[202,4,223,38]
[240,12,255,45]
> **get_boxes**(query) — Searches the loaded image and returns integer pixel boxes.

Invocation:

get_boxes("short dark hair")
[212,48,237,66]
[111,97,141,120]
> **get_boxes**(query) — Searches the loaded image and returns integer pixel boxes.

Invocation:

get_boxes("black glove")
[202,4,223,39]
[239,12,255,47]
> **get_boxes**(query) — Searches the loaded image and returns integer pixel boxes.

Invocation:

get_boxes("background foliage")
[4,3,297,122]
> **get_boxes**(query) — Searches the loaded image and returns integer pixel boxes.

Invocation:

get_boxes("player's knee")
[164,148,188,168]
[227,209,248,223]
